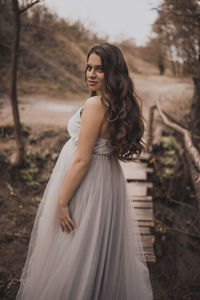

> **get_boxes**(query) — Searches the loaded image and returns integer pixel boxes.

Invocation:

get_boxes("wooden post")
[146,105,156,153]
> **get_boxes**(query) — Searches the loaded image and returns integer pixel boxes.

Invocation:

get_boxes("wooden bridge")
[120,153,156,263]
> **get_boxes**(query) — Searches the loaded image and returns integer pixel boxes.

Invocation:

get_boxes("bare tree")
[153,0,199,75]
[153,0,200,143]
[149,39,166,75]
[9,0,41,166]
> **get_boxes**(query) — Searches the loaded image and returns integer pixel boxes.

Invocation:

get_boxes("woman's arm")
[57,97,105,233]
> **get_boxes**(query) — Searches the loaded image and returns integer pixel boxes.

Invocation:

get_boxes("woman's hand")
[57,202,76,234]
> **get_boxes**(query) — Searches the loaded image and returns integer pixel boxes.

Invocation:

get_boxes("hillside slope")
[0,3,157,98]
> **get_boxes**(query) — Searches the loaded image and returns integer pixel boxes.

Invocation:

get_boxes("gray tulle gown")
[16,106,154,300]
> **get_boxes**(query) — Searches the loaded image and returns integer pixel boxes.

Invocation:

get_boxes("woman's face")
[86,53,104,96]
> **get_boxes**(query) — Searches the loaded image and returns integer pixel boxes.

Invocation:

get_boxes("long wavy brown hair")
[85,43,146,162]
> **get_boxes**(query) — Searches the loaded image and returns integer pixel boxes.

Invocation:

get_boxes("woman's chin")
[88,87,98,94]
[88,86,97,91]
[88,86,102,96]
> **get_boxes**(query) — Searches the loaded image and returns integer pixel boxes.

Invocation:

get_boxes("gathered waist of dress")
[92,153,115,160]
[70,136,114,160]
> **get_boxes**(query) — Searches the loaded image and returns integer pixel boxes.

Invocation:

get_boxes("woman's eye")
[97,67,103,73]
[86,65,103,73]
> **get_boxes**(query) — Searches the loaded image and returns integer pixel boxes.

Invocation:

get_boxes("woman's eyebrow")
[86,63,102,67]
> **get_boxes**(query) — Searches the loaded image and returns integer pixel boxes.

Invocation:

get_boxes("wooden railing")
[146,100,200,207]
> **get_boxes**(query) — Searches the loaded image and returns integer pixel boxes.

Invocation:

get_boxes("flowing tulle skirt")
[16,138,153,300]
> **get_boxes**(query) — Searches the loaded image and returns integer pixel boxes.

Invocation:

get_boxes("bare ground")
[0,75,193,131]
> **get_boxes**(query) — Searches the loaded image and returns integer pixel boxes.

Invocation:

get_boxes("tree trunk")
[9,0,25,166]
[158,53,165,75]
[191,51,200,148]
[171,60,176,77]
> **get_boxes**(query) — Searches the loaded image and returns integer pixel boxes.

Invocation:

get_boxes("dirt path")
[0,94,84,131]
[0,75,193,132]
[134,74,193,118]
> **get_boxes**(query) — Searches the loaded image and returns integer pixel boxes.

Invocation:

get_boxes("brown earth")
[1,74,199,300]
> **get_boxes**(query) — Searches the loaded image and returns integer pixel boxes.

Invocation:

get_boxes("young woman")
[16,43,154,300]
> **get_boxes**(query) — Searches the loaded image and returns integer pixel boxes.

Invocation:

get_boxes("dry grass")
[0,3,159,97]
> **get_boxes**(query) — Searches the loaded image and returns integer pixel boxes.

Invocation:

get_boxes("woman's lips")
[88,80,98,86]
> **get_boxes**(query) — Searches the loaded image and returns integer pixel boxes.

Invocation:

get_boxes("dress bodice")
[67,107,113,155]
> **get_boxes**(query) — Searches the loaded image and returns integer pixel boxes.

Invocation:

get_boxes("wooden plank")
[143,247,155,256]
[141,235,155,248]
[139,227,151,235]
[131,201,153,209]
[132,195,152,202]
[127,181,153,188]
[121,163,153,172]
[141,235,153,251]
[144,255,156,263]
[120,161,153,181]
[128,185,148,197]
[143,247,155,254]
[135,153,151,162]
[143,248,156,262]
[126,182,153,197]
[124,170,154,181]
[137,220,154,227]
[120,161,149,169]
[133,208,153,221]
[124,170,147,181]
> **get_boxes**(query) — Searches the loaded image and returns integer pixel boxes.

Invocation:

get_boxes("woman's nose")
[89,68,96,78]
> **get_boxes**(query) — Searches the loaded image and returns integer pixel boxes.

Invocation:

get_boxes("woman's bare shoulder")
[83,96,105,114]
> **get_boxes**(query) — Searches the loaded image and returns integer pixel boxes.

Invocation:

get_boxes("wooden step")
[133,208,153,221]
[135,153,151,162]
[132,195,152,202]
[141,235,155,247]
[126,182,153,197]
[139,227,151,235]
[120,161,149,169]
[143,247,156,262]
[137,220,154,227]
[124,169,154,181]
[131,201,153,209]
[120,161,153,181]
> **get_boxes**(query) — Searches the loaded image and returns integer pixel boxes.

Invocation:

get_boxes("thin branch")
[166,226,200,239]
[155,218,200,238]
[168,197,197,210]
[19,0,40,14]
[151,7,161,13]
[191,133,200,140]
